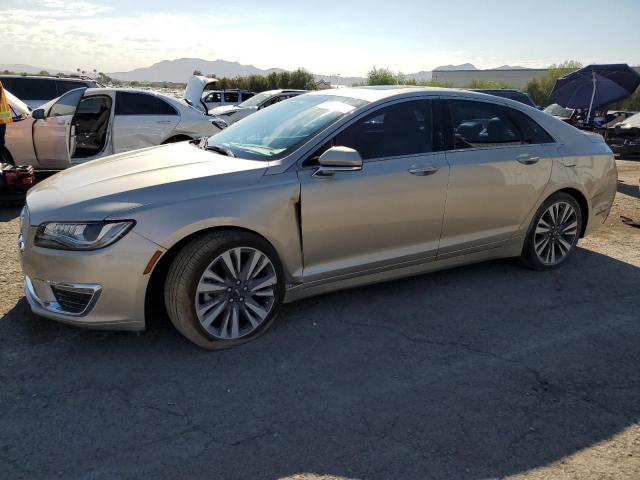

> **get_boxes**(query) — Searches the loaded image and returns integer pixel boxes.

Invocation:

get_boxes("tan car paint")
[21,88,618,331]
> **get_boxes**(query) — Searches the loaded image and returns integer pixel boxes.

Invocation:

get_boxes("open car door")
[32,88,85,169]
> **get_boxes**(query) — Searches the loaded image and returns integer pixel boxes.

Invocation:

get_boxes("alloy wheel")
[534,201,579,266]
[194,247,278,340]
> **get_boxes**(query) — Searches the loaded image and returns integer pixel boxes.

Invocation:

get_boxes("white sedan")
[4,86,225,169]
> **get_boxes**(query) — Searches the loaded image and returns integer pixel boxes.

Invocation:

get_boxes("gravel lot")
[1,161,639,480]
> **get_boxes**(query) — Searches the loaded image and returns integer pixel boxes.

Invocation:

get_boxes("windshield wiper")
[203,142,236,158]
[229,143,279,155]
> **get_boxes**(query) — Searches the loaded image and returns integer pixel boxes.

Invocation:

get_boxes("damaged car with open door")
[606,112,640,158]
[4,85,224,169]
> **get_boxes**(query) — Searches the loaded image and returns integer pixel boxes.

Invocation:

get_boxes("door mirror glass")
[314,146,363,177]
[31,108,46,120]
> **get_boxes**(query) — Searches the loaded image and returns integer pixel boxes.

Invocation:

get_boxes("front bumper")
[21,225,161,331]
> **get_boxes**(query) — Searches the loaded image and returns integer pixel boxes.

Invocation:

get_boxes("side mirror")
[31,108,46,120]
[314,146,363,178]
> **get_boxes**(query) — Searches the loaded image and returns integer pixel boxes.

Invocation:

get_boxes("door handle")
[408,165,439,176]
[516,155,540,165]
[156,120,172,124]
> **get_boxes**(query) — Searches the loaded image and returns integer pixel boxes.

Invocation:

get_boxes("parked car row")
[605,112,640,157]
[4,84,224,169]
[3,74,309,169]
[18,87,617,349]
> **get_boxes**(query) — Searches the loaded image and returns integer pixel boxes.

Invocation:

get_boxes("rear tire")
[521,192,582,270]
[164,231,284,350]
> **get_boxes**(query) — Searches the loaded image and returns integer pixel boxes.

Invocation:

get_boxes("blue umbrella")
[549,64,640,121]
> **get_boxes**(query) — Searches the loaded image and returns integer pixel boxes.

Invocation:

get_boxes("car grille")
[50,286,94,314]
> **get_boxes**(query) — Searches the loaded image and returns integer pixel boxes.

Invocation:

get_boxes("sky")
[2,0,640,76]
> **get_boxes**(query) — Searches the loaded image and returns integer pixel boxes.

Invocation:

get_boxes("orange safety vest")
[0,80,13,125]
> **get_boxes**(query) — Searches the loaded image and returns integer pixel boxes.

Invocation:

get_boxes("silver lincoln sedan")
[20,87,617,349]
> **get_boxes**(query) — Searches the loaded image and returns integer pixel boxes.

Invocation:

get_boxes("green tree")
[193,69,203,76]
[466,79,514,89]
[367,67,398,85]
[523,60,583,107]
[38,70,50,76]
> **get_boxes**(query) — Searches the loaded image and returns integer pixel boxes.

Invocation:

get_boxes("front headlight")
[34,221,135,250]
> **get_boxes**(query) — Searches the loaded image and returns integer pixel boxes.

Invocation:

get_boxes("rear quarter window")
[507,108,555,144]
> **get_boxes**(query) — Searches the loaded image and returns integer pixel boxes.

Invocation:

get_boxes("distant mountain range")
[0,63,66,75]
[0,59,532,85]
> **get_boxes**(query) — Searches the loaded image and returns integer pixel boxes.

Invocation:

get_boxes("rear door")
[112,92,180,153]
[32,88,85,169]
[298,98,450,284]
[438,98,555,257]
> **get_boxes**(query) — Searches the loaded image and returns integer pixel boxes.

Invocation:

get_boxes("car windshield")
[621,112,640,128]
[237,91,275,108]
[205,94,366,160]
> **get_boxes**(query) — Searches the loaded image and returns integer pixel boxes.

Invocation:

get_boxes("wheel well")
[162,134,193,144]
[557,188,589,237]
[143,226,276,328]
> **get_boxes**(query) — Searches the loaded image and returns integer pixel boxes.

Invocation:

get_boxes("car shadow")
[1,247,639,479]
[617,179,640,199]
[0,206,21,222]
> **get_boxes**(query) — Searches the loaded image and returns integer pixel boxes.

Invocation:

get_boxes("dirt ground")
[0,161,639,480]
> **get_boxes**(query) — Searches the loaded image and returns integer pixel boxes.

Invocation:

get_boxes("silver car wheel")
[534,201,579,266]
[194,247,278,340]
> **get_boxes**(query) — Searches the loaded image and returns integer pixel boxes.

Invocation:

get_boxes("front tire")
[521,192,582,270]
[164,231,284,349]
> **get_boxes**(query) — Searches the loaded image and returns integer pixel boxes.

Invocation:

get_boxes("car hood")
[209,105,256,116]
[5,89,30,115]
[184,75,219,114]
[26,142,269,225]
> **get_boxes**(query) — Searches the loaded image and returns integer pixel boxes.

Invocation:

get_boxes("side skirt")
[283,238,524,303]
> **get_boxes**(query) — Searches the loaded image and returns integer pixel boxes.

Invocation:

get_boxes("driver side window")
[48,89,85,117]
[333,100,433,160]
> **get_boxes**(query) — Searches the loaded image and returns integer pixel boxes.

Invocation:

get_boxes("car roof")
[307,86,518,103]
[0,74,95,83]
[470,88,526,93]
[84,87,171,96]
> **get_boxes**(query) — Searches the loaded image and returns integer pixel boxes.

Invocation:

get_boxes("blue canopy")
[549,64,640,112]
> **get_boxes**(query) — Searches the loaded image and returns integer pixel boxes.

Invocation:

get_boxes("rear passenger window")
[450,100,521,149]
[507,108,555,144]
[56,80,87,95]
[8,78,58,101]
[224,92,239,103]
[115,92,178,115]
[334,100,433,159]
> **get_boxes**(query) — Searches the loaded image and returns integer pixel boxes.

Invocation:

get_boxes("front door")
[438,99,555,257]
[32,88,85,169]
[298,99,450,284]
